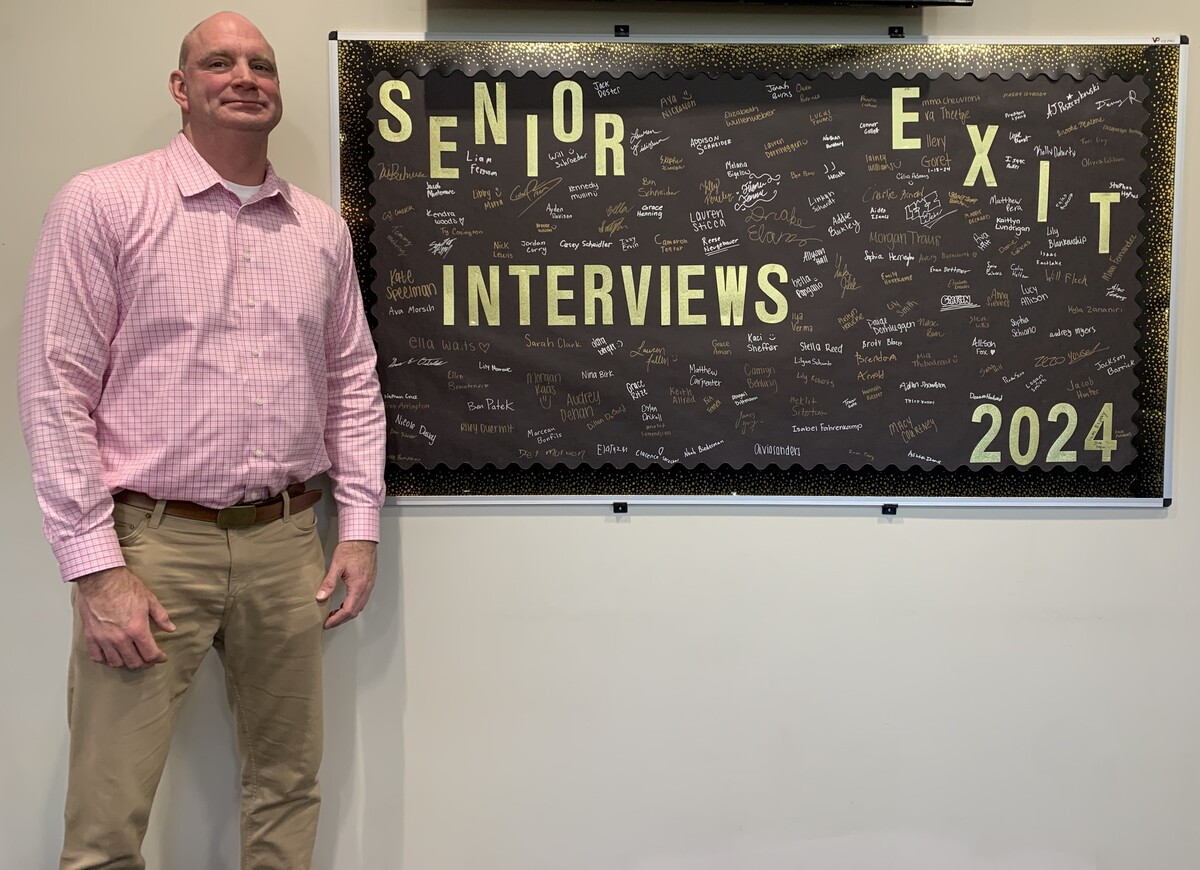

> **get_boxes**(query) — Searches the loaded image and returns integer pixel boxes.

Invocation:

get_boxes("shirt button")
[255,398,265,406]
[251,348,261,357]
[255,449,264,458]
[248,299,256,307]
[243,254,251,262]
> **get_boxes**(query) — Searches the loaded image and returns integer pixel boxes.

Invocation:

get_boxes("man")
[18,12,386,869]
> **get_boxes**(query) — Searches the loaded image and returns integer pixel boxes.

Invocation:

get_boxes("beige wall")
[2,2,1197,868]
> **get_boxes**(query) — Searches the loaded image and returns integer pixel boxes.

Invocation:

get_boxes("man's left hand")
[317,540,378,629]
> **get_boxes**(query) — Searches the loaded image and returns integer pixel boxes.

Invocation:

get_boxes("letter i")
[526,115,538,177]
[1037,160,1050,222]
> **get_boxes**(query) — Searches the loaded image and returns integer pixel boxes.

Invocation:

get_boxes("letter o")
[553,81,584,143]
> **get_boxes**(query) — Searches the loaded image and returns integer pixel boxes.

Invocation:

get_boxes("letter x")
[963,125,999,187]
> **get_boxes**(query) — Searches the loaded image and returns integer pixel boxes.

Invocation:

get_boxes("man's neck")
[182,127,270,185]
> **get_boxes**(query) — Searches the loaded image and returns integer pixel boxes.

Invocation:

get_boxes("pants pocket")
[112,503,152,545]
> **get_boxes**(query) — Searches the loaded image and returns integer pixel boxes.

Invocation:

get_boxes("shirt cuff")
[336,507,381,543]
[51,528,126,583]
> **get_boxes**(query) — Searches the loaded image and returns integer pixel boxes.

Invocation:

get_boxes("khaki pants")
[61,500,328,870]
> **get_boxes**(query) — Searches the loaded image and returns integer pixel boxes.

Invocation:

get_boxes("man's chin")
[218,113,281,133]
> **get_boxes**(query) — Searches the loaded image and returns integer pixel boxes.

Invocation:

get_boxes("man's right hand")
[75,567,176,669]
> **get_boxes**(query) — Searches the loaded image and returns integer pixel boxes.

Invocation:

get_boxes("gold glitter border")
[336,38,1180,500]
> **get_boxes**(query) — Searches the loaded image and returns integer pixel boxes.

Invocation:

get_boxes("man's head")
[169,12,282,141]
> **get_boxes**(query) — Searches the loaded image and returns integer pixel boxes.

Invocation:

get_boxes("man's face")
[170,14,282,137]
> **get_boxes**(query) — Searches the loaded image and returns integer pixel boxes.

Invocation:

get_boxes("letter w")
[715,266,748,326]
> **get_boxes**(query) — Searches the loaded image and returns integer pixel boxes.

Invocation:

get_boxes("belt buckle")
[216,505,257,529]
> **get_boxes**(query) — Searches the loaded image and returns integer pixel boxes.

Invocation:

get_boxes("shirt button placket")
[238,227,265,476]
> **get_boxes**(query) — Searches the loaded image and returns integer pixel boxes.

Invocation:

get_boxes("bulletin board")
[332,34,1184,505]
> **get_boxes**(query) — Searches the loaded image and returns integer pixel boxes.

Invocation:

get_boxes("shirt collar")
[165,132,295,211]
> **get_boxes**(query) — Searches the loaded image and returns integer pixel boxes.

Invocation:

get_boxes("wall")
[1,2,1196,868]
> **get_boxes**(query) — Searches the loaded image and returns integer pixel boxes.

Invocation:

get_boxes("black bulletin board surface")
[333,35,1184,504]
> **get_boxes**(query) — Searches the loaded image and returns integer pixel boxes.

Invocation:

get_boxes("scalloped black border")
[336,39,1177,499]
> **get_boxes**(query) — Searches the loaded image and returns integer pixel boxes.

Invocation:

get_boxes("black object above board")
[609,0,972,6]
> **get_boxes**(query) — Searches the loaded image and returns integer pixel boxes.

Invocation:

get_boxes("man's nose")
[230,60,259,86]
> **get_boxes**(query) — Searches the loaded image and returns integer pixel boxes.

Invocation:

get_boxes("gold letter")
[621,265,652,326]
[1037,160,1050,222]
[508,265,539,326]
[429,116,459,179]
[659,265,673,326]
[714,265,748,326]
[553,81,584,143]
[378,80,412,143]
[892,87,921,150]
[583,266,614,325]
[526,115,538,177]
[467,265,500,326]
[1090,192,1121,254]
[677,265,707,325]
[474,81,507,144]
[755,264,788,324]
[963,125,999,187]
[546,266,576,325]
[595,114,625,176]
[442,264,455,325]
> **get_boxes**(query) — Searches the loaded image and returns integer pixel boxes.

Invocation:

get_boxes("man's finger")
[323,605,357,630]
[132,630,167,665]
[120,646,150,670]
[315,569,339,603]
[85,638,105,665]
[148,594,176,633]
[111,639,147,669]
[340,586,365,618]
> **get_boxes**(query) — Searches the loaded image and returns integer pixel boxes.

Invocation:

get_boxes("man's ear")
[169,70,188,111]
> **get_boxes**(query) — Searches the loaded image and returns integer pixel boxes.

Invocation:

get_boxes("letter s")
[378,80,412,142]
[755,264,789,324]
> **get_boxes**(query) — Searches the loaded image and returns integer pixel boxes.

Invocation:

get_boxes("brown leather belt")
[113,484,323,529]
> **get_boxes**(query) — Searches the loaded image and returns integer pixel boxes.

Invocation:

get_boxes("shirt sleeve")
[322,221,386,542]
[18,175,126,581]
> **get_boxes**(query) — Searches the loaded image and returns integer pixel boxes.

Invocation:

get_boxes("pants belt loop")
[281,488,292,524]
[149,499,168,529]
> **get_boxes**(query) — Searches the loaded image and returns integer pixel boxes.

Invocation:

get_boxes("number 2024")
[971,401,1116,465]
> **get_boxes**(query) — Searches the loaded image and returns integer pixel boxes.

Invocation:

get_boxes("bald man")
[19,12,385,869]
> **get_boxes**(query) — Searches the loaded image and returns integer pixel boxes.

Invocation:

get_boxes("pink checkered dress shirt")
[19,133,386,581]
